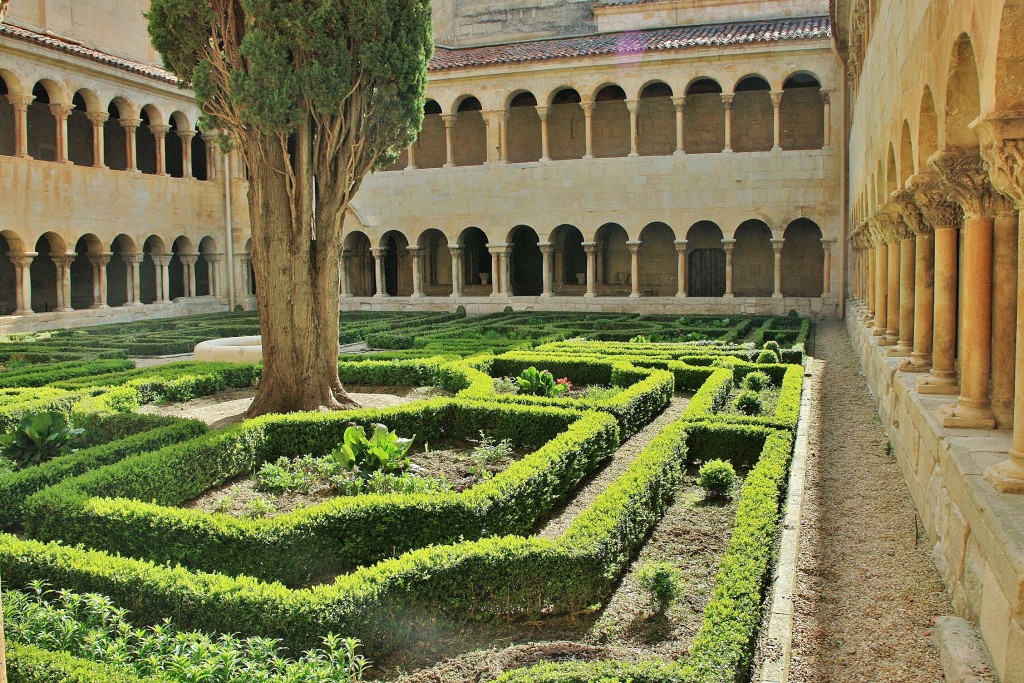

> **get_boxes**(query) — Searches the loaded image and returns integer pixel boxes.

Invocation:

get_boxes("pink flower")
[556,377,573,392]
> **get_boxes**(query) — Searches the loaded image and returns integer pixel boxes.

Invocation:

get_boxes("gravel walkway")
[538,394,690,539]
[788,320,949,683]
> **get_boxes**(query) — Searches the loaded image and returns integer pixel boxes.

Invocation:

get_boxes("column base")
[872,325,886,336]
[991,398,1014,430]
[489,292,503,298]
[123,302,144,308]
[771,293,783,299]
[540,157,551,163]
[939,401,997,430]
[724,293,735,299]
[90,303,109,310]
[675,293,687,298]
[540,292,552,298]
[673,149,685,156]
[628,152,638,158]
[771,145,782,152]
[984,455,1024,493]
[448,293,461,299]
[899,356,931,373]
[56,306,73,313]
[628,292,640,299]
[374,293,390,299]
[878,335,897,347]
[13,309,32,316]
[584,292,596,299]
[410,292,425,298]
[917,373,959,395]
[886,344,912,357]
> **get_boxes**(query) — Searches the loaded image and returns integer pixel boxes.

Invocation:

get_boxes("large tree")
[147,0,432,415]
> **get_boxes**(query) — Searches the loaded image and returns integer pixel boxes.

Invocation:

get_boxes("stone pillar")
[153,254,171,302]
[582,101,594,159]
[501,246,513,295]
[181,253,199,298]
[822,90,833,148]
[821,238,836,296]
[239,254,252,297]
[932,148,998,428]
[990,207,1019,427]
[895,185,934,371]
[441,113,456,168]
[125,253,143,306]
[178,130,195,179]
[201,132,219,180]
[86,112,108,168]
[371,247,388,298]
[121,118,141,172]
[539,242,554,297]
[626,99,640,157]
[770,92,783,152]
[626,240,641,298]
[871,223,888,337]
[448,245,463,298]
[889,234,916,357]
[8,94,33,158]
[536,106,551,162]
[88,252,111,308]
[721,94,733,153]
[339,251,351,298]
[672,96,685,155]
[771,238,784,298]
[10,253,35,314]
[406,143,417,170]
[865,238,876,322]
[583,241,597,298]
[674,240,687,297]
[884,232,901,346]
[723,239,736,297]
[50,103,72,163]
[407,246,423,297]
[488,244,502,296]
[205,253,222,298]
[499,110,510,164]
[53,254,73,312]
[150,125,169,175]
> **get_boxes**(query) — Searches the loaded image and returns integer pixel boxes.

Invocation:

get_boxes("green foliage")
[698,459,737,498]
[517,366,568,397]
[733,389,764,416]
[629,334,650,344]
[0,411,84,470]
[636,560,684,612]
[741,371,771,392]
[761,340,781,355]
[331,423,415,477]
[756,349,779,365]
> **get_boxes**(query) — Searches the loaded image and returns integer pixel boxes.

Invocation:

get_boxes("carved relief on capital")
[907,173,963,230]
[874,209,910,243]
[891,188,929,235]
[928,147,1004,218]
[979,138,1024,210]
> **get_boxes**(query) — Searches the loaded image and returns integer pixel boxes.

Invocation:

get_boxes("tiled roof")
[430,16,831,71]
[0,23,181,85]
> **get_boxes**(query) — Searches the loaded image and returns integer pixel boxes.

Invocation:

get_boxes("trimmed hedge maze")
[0,311,811,683]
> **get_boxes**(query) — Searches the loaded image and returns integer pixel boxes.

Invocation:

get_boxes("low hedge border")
[0,359,136,389]
[679,363,803,430]
[22,399,619,585]
[53,362,259,402]
[5,642,169,683]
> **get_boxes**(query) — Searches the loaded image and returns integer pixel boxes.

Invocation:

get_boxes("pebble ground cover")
[0,310,810,683]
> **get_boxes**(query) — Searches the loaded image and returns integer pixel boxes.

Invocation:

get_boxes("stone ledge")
[0,299,229,335]
[934,616,998,683]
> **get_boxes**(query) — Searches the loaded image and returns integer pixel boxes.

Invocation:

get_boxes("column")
[239,254,252,297]
[206,253,222,298]
[150,125,169,175]
[674,240,687,297]
[50,103,72,163]
[448,245,463,298]
[501,246,512,295]
[89,253,111,308]
[488,244,503,296]
[889,234,915,357]
[178,130,195,179]
[771,238,784,298]
[406,143,417,170]
[121,118,141,172]
[201,132,219,180]
[864,235,876,322]
[723,239,736,298]
[872,225,888,337]
[582,101,594,159]
[8,94,33,158]
[536,106,551,162]
[821,238,836,296]
[626,240,641,298]
[11,252,35,314]
[626,99,639,157]
[371,247,388,298]
[721,94,734,153]
[583,241,597,298]
[883,223,901,346]
[153,254,171,302]
[931,148,997,428]
[181,253,199,298]
[539,242,553,297]
[441,113,456,168]
[499,110,509,164]
[672,96,685,155]
[770,92,783,152]
[895,184,934,371]
[990,205,1018,427]
[86,112,108,168]
[822,89,834,148]
[125,253,143,306]
[53,254,73,312]
[407,246,423,297]
[340,250,351,298]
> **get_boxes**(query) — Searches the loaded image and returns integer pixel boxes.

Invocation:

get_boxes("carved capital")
[671,96,686,110]
[49,103,73,120]
[770,92,783,108]
[979,137,1024,210]
[929,147,1003,218]
[440,113,457,128]
[148,124,171,138]
[86,111,109,125]
[625,99,640,115]
[535,105,549,121]
[720,94,734,109]
[874,209,910,242]
[6,93,35,112]
[891,187,929,235]
[124,252,144,266]
[907,173,963,230]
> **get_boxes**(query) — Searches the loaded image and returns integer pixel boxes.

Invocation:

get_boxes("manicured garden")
[0,311,810,683]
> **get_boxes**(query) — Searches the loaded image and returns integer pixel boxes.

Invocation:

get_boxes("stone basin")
[194,335,263,363]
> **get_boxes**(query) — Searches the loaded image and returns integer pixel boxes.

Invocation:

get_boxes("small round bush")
[698,459,736,498]
[756,349,780,364]
[733,389,764,416]
[636,561,684,612]
[762,340,781,354]
[742,371,771,392]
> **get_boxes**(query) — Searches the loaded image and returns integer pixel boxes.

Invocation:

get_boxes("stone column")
[178,130,195,179]
[626,99,640,157]
[771,238,784,298]
[721,94,734,153]
[11,253,36,314]
[582,101,594,159]
[371,247,388,298]
[674,240,687,297]
[539,242,554,297]
[407,246,424,297]
[770,92,783,152]
[626,240,641,298]
[583,241,597,298]
[895,184,934,371]
[205,253,222,298]
[501,246,513,295]
[821,238,836,296]
[406,143,417,170]
[121,118,141,172]
[488,244,503,296]
[871,221,888,337]
[86,112,108,168]
[50,103,72,163]
[201,132,219,180]
[822,89,834,148]
[536,106,551,162]
[152,254,171,302]
[239,254,252,297]
[181,253,199,298]
[990,205,1019,427]
[441,113,456,168]
[723,239,736,297]
[150,125,169,175]
[339,251,351,298]
[877,213,904,346]
[672,96,685,155]
[88,252,111,308]
[53,254,73,312]
[448,245,463,298]
[499,110,510,164]
[889,233,916,357]
[932,148,998,428]
[125,253,143,306]
[8,94,33,158]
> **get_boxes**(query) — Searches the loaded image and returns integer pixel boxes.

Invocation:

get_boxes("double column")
[893,185,933,371]
[9,252,36,314]
[88,252,112,308]
[152,254,172,302]
[371,247,389,298]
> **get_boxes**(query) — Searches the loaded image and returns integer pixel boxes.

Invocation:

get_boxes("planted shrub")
[742,371,771,392]
[698,459,736,498]
[332,423,415,477]
[629,335,651,344]
[755,349,780,364]
[733,390,764,416]
[636,560,684,613]
[762,340,781,355]
[516,367,568,397]
[0,412,84,470]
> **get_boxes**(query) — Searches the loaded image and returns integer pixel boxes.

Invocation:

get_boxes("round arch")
[637,82,674,156]
[507,225,542,296]
[343,230,375,297]
[507,91,541,163]
[458,227,492,291]
[781,219,824,296]
[594,223,630,295]
[638,222,676,296]
[781,72,823,150]
[944,33,981,147]
[453,96,486,166]
[733,220,774,296]
[548,87,585,160]
[684,78,724,154]
[732,76,773,152]
[380,230,412,296]
[550,224,587,293]
[686,221,726,297]
[415,228,451,296]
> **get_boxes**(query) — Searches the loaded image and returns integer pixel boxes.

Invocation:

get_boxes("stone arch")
[104,97,133,171]
[31,233,65,313]
[686,221,726,297]
[416,228,451,296]
[638,222,676,296]
[0,231,21,314]
[780,72,823,150]
[900,120,914,181]
[551,224,587,292]
[944,33,981,147]
[137,104,164,174]
[595,223,630,294]
[918,87,939,170]
[458,227,491,291]
[732,75,773,153]
[344,230,375,297]
[548,87,585,160]
[166,111,191,178]
[196,236,217,296]
[380,230,412,296]
[592,84,629,158]
[781,219,824,297]
[453,96,486,166]
[507,91,541,163]
[70,234,103,310]
[169,235,194,299]
[886,143,898,196]
[243,237,256,295]
[108,234,137,307]
[684,78,724,154]
[0,71,18,156]
[68,90,97,167]
[637,81,674,156]
[27,80,63,161]
[191,124,208,180]
[733,220,774,296]
[507,225,542,296]
[140,235,166,304]
[414,99,445,169]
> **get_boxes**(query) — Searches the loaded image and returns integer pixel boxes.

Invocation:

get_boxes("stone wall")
[432,0,596,47]
[594,0,827,33]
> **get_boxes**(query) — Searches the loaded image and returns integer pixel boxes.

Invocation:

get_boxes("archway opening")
[595,223,629,295]
[781,219,824,296]
[0,74,14,156]
[686,221,726,297]
[551,224,586,294]
[459,227,491,292]
[70,234,102,310]
[414,100,445,169]
[31,234,62,312]
[593,85,629,158]
[141,236,164,304]
[781,73,823,150]
[169,236,194,299]
[192,127,208,180]
[108,235,135,307]
[68,92,94,166]
[549,88,585,160]
[382,231,412,296]
[638,222,677,296]
[167,114,188,178]
[637,82,674,156]
[684,79,724,154]
[417,229,451,296]
[732,220,773,296]
[508,92,541,163]
[0,233,18,314]
[453,97,486,167]
[104,100,129,171]
[344,231,375,297]
[137,106,160,175]
[197,236,216,296]
[732,77,773,152]
[27,82,58,161]
[508,225,542,296]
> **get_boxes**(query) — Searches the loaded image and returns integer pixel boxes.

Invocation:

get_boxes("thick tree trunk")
[244,136,358,416]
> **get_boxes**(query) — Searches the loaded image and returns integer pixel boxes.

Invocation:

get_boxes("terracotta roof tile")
[430,16,831,71]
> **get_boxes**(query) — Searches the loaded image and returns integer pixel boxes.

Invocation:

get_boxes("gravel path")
[788,320,949,683]
[130,354,193,368]
[538,394,690,539]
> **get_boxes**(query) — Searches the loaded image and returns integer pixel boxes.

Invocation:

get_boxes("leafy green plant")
[328,470,451,496]
[636,561,684,613]
[629,335,650,344]
[733,390,764,416]
[212,495,233,514]
[493,377,518,394]
[755,349,780,364]
[472,431,514,464]
[242,496,277,519]
[762,340,781,355]
[516,367,567,397]
[331,423,415,478]
[0,411,84,470]
[742,371,771,392]
[698,459,736,498]
[256,456,317,493]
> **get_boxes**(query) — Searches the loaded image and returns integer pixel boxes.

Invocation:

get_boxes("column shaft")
[883,241,900,345]
[902,233,934,371]
[626,101,639,157]
[918,227,958,392]
[449,247,463,298]
[672,97,685,154]
[582,102,594,159]
[771,240,784,298]
[873,244,888,335]
[537,107,551,162]
[674,241,687,297]
[771,92,782,151]
[583,242,596,298]
[990,212,1018,427]
[539,243,553,297]
[890,238,915,356]
[723,241,736,298]
[408,248,423,297]
[627,241,640,298]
